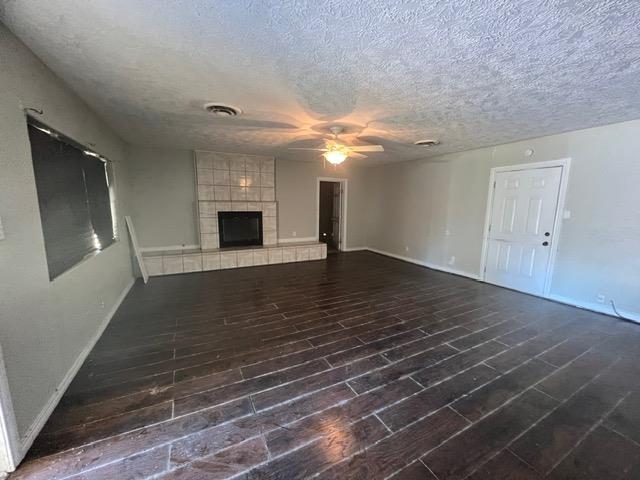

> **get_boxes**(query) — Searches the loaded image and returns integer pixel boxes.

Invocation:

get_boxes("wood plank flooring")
[11,251,640,479]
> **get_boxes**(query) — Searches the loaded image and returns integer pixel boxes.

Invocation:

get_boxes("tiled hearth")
[143,150,326,276]
[143,242,327,275]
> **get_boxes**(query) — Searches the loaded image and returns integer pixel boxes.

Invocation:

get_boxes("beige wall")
[366,119,640,320]
[126,152,371,251]
[126,146,198,248]
[0,24,133,446]
[276,159,369,249]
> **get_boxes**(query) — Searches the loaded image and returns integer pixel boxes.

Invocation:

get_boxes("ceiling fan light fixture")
[323,150,347,165]
[203,102,242,117]
[414,139,440,147]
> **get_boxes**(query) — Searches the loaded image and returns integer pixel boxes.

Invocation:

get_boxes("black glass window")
[27,121,116,280]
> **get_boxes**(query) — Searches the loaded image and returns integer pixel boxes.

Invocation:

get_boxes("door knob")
[542,241,549,246]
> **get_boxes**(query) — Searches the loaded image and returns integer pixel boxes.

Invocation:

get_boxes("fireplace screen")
[217,211,263,248]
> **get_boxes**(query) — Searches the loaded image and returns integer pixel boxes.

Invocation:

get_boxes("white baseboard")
[18,277,136,456]
[366,247,481,280]
[139,244,199,253]
[278,236,317,244]
[365,248,639,323]
[547,294,640,324]
[342,246,368,252]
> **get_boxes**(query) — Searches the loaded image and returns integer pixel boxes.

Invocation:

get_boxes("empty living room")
[1,1,640,479]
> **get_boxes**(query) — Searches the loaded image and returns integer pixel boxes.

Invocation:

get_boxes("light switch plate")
[0,216,4,240]
[563,210,571,219]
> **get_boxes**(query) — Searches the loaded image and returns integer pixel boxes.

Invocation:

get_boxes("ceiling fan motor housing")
[204,103,242,117]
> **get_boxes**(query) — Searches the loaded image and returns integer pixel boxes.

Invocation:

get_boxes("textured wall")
[126,146,199,248]
[0,25,133,441]
[366,119,640,319]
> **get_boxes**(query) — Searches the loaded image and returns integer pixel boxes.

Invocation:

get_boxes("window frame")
[26,116,119,281]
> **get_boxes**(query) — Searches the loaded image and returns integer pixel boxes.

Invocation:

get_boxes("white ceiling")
[2,0,640,164]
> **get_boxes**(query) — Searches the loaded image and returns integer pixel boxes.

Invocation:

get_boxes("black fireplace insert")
[217,211,263,248]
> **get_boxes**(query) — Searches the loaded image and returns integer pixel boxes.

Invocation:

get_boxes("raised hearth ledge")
[142,241,327,276]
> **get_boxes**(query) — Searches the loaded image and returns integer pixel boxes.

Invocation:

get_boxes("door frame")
[0,344,21,473]
[479,158,571,297]
[316,177,348,251]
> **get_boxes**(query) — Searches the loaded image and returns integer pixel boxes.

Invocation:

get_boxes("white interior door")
[484,166,563,295]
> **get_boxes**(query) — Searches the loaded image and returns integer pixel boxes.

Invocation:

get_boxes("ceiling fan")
[288,126,384,165]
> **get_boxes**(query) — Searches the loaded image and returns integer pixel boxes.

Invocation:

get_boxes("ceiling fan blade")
[288,147,329,151]
[349,145,384,152]
[348,152,368,159]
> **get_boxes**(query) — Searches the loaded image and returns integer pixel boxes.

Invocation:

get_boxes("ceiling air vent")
[204,103,242,117]
[414,139,440,147]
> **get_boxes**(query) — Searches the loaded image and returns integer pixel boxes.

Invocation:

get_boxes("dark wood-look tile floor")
[10,251,640,480]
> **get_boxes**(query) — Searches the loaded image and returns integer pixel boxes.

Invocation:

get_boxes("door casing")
[316,177,348,251]
[0,343,20,473]
[479,158,571,297]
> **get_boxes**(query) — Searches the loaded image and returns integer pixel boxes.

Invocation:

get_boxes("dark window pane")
[27,123,115,280]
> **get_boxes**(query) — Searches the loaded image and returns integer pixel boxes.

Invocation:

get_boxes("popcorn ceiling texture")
[2,0,640,164]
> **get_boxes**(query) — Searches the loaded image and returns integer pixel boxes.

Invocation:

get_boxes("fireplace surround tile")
[230,186,247,201]
[282,247,297,263]
[202,252,221,270]
[237,250,254,267]
[143,256,163,276]
[213,185,230,201]
[189,152,323,269]
[263,217,276,231]
[245,157,261,172]
[214,169,230,185]
[260,158,275,173]
[197,185,215,201]
[246,187,261,201]
[162,255,183,275]
[183,253,203,272]
[262,202,277,217]
[199,201,216,217]
[199,218,217,234]
[253,249,269,265]
[201,233,218,249]
[268,248,283,264]
[260,187,275,202]
[260,172,275,187]
[296,247,310,262]
[212,157,229,171]
[220,251,238,269]
[230,157,245,171]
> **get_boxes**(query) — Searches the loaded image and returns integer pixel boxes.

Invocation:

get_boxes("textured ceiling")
[2,0,640,164]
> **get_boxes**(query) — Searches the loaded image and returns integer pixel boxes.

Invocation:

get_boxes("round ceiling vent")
[203,103,242,117]
[414,139,440,147]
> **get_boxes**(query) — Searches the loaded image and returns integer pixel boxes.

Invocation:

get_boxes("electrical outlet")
[292,231,297,237]
[405,246,409,252]
[448,256,456,266]
[596,294,605,304]
[445,229,451,236]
